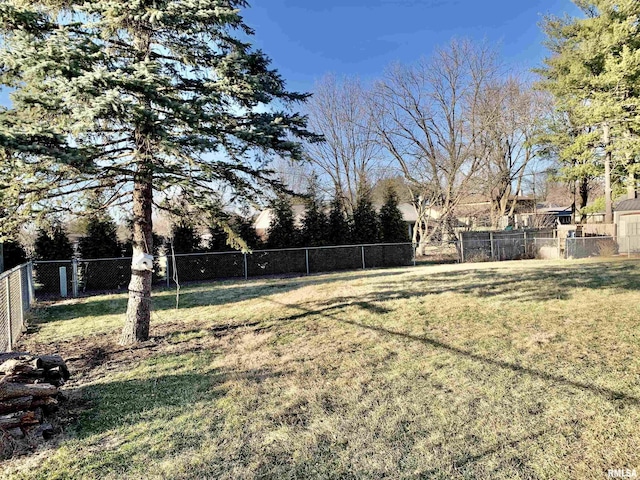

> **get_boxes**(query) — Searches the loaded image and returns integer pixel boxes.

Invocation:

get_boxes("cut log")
[0,396,33,415]
[30,397,58,415]
[1,373,45,385]
[5,427,24,439]
[34,356,70,380]
[0,360,44,378]
[0,411,39,429]
[0,353,30,364]
[34,422,54,440]
[0,382,58,401]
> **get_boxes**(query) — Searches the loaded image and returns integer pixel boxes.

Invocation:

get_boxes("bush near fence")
[565,237,619,259]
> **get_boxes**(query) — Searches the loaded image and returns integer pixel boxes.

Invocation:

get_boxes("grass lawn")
[3,258,640,479]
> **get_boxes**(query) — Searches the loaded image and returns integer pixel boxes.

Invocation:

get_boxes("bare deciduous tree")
[477,76,549,228]
[370,39,500,250]
[305,75,381,213]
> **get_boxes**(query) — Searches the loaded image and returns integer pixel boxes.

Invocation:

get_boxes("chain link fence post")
[27,261,35,305]
[5,276,12,350]
[18,267,24,333]
[361,246,366,269]
[72,258,79,297]
[490,232,495,261]
[243,253,248,280]
[305,249,310,275]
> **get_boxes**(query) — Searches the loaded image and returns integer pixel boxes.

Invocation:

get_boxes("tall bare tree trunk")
[603,123,613,224]
[120,163,153,345]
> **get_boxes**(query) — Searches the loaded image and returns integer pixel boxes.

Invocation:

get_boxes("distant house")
[254,203,426,241]
[530,206,573,226]
[254,204,307,240]
[456,195,538,230]
[614,198,640,237]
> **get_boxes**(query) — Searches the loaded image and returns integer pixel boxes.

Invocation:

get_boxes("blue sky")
[0,0,582,106]
[242,0,583,94]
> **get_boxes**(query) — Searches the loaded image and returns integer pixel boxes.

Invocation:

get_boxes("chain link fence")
[532,237,561,259]
[170,243,415,281]
[459,230,556,262]
[565,236,625,259]
[0,263,34,352]
[32,243,416,299]
[27,234,640,300]
[458,232,640,262]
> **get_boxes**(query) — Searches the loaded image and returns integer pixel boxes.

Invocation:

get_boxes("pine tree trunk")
[603,123,613,224]
[121,163,153,345]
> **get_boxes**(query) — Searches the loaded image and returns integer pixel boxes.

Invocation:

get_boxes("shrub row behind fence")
[33,243,416,299]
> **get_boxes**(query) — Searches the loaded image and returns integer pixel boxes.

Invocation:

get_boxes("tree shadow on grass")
[35,268,409,325]
[36,260,640,328]
[266,296,640,408]
[357,260,640,303]
[70,366,285,440]
[402,262,640,301]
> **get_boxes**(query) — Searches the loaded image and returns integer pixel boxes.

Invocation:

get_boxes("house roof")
[615,198,640,212]
[535,206,572,215]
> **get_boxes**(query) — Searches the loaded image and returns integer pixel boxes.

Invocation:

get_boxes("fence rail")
[0,262,34,353]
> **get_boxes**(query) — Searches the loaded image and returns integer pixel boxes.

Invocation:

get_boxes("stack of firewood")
[0,352,69,442]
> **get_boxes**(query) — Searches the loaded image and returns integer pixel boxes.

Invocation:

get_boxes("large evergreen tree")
[34,224,74,261]
[2,240,27,271]
[207,224,233,252]
[537,1,640,222]
[79,215,123,259]
[171,221,203,254]
[266,194,299,249]
[0,1,316,343]
[379,186,409,243]
[300,177,328,247]
[232,215,262,250]
[326,196,351,245]
[351,188,379,244]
